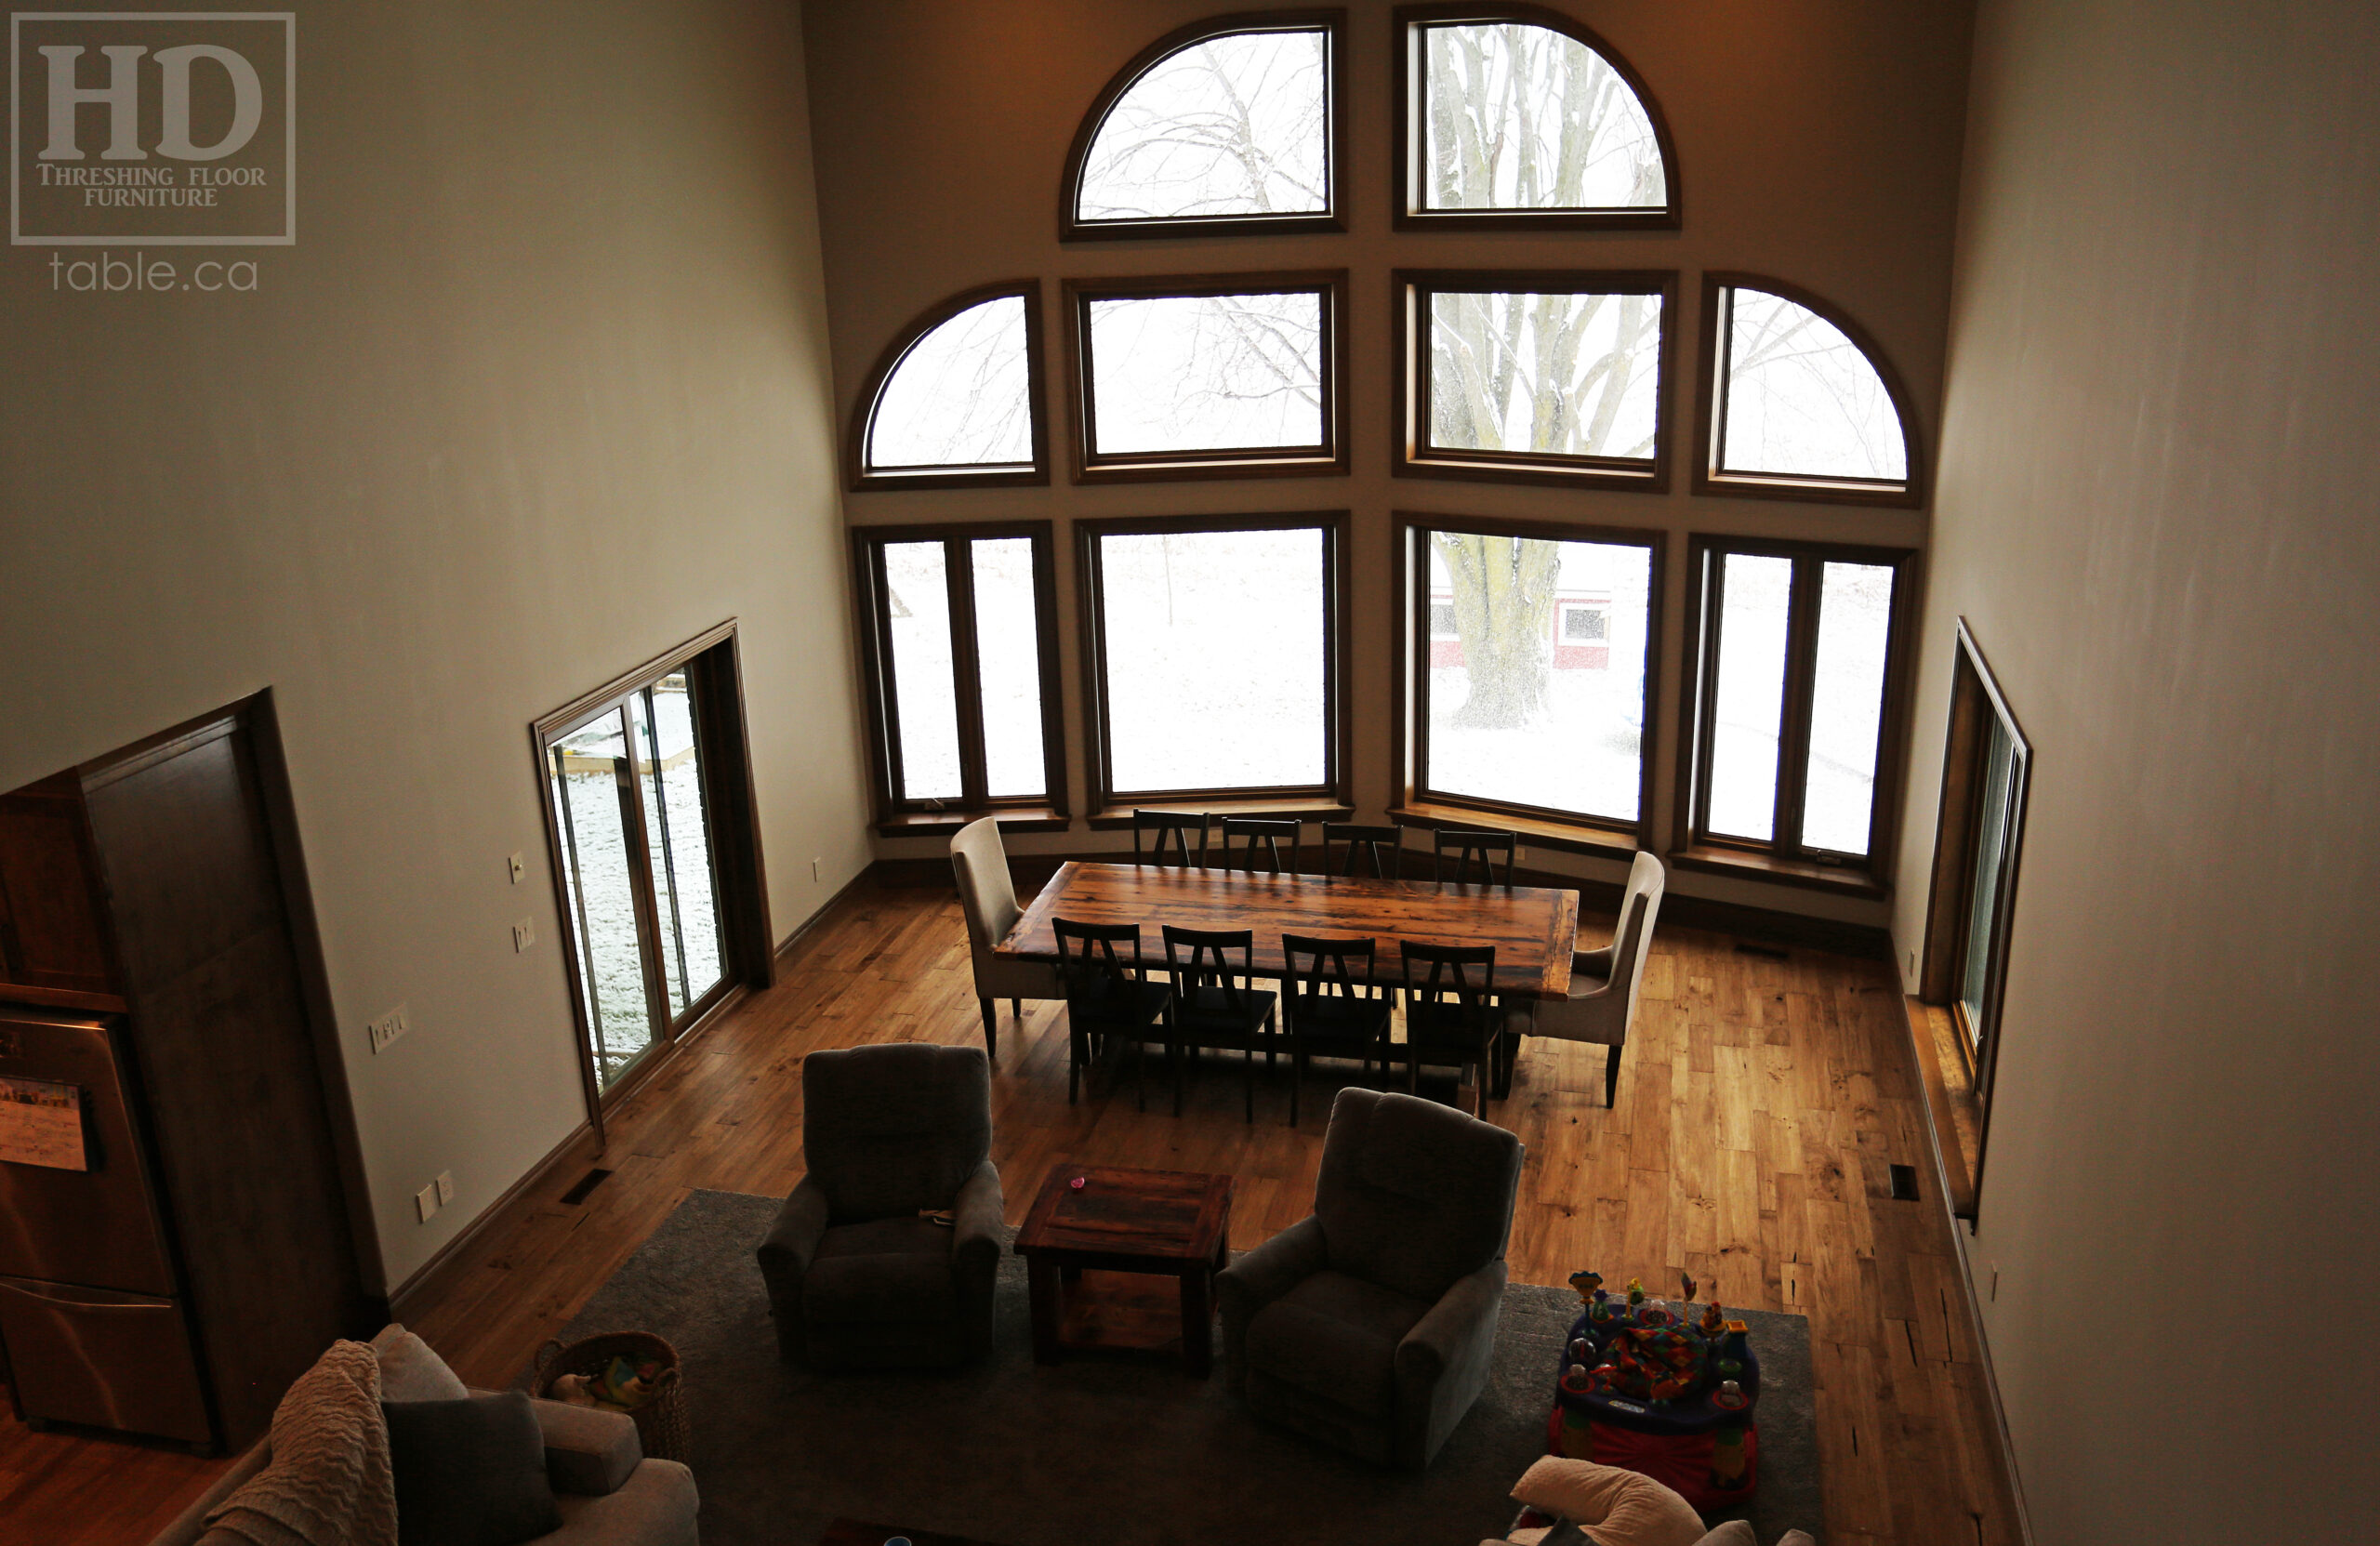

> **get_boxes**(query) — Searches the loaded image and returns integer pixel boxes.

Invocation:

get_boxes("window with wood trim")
[1402,516,1660,838]
[1694,272,1922,508]
[1064,271,1349,482]
[1395,4,1678,231]
[1064,10,1344,240]
[849,282,1048,491]
[1078,512,1347,807]
[1680,536,1915,879]
[1396,270,1673,489]
[853,524,1066,826]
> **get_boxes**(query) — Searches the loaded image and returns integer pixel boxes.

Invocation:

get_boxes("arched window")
[1064,12,1343,240]
[1397,5,1677,230]
[1696,273,1922,506]
[850,282,1047,490]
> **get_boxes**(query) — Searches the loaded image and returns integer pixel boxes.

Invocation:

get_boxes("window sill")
[1903,996,1982,1222]
[1668,844,1888,898]
[875,807,1071,838]
[1387,803,1642,860]
[1085,798,1354,831]
[1395,455,1666,495]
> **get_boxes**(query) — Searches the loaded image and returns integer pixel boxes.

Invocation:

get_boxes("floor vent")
[1732,942,1791,961]
[1889,1163,1921,1201]
[559,1168,614,1206]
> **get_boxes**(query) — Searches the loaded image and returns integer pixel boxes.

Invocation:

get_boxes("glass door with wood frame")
[543,672,727,1094]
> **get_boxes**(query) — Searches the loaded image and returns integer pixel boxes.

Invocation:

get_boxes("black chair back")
[1283,932,1382,1006]
[1132,809,1208,867]
[1161,925,1259,1016]
[1397,939,1498,1022]
[1054,918,1145,1009]
[1431,826,1515,887]
[1217,817,1302,875]
[1322,823,1401,879]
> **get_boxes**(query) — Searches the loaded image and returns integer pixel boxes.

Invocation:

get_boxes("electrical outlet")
[512,917,536,952]
[367,1005,409,1054]
[812,857,822,883]
[1907,949,1918,978]
[416,1182,440,1223]
[436,1170,455,1206]
[508,852,525,885]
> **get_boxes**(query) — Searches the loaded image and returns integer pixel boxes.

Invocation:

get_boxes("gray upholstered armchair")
[756,1043,1002,1370]
[1218,1088,1525,1471]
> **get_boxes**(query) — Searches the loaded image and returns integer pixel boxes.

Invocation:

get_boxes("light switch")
[416,1183,440,1223]
[513,918,536,952]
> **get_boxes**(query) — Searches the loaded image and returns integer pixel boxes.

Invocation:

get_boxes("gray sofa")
[148,1325,696,1546]
[1219,1087,1525,1471]
[756,1042,1003,1369]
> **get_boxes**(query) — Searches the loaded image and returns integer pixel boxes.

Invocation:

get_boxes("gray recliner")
[756,1043,1002,1370]
[1218,1088,1525,1471]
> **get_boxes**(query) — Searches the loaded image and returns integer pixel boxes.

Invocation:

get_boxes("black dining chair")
[1132,809,1210,867]
[1053,918,1171,1109]
[1216,816,1302,875]
[1322,823,1402,879]
[1432,826,1516,887]
[1396,940,1509,1112]
[1160,925,1279,1123]
[1280,933,1394,1126]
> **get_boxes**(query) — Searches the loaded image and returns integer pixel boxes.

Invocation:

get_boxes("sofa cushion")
[802,1044,991,1221]
[1507,1457,1705,1546]
[547,1457,699,1546]
[1314,1089,1523,1303]
[524,1397,641,1498]
[370,1326,469,1404]
[382,1392,561,1546]
[804,1216,956,1323]
[1244,1269,1431,1414]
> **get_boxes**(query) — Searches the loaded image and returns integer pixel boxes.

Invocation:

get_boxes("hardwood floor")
[1,870,2023,1545]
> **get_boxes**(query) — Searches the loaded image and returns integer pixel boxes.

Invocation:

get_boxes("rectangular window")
[1682,537,1913,877]
[1064,271,1349,482]
[1406,519,1659,836]
[1396,269,1674,490]
[1080,513,1346,805]
[853,523,1064,826]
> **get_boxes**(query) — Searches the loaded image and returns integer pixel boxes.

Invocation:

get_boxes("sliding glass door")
[543,673,729,1095]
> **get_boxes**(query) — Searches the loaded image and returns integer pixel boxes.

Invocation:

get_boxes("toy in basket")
[1546,1271,1759,1511]
[535,1331,689,1465]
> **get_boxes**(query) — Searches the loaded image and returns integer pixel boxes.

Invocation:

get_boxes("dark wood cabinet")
[0,700,375,1451]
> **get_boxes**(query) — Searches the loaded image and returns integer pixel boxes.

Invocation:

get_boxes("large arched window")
[1063,11,1343,240]
[848,281,1047,491]
[1694,273,1923,507]
[1395,5,1678,230]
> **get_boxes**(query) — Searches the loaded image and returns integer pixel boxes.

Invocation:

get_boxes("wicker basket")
[533,1331,689,1464]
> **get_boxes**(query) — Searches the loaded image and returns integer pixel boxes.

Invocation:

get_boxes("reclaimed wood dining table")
[994,861,1581,999]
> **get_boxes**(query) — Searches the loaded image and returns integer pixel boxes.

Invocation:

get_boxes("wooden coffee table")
[1013,1161,1232,1376]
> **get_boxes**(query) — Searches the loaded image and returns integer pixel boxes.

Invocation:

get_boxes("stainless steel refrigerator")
[0,1008,213,1444]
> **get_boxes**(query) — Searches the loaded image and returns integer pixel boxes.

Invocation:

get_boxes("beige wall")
[803,0,1978,931]
[0,1,869,1289]
[1893,0,2380,1538]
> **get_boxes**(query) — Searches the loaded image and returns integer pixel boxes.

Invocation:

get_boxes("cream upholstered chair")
[950,815,1062,1061]
[1513,852,1665,1106]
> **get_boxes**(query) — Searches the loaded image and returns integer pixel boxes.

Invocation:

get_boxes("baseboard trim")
[775,863,878,962]
[869,850,1894,961]
[388,1119,599,1325]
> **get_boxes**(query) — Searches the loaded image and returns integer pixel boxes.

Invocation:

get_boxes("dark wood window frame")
[847,279,1051,493]
[1060,9,1349,242]
[1691,271,1927,510]
[1673,535,1919,895]
[850,522,1071,836]
[532,620,776,1132]
[1390,511,1664,852]
[1077,510,1353,813]
[1916,617,2030,1221]
[1394,268,1677,492]
[1393,3,1682,232]
[1063,270,1352,484]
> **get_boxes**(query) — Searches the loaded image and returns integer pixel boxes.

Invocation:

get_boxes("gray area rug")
[530,1190,1820,1546]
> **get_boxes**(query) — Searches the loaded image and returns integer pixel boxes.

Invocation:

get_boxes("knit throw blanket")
[206,1340,399,1546]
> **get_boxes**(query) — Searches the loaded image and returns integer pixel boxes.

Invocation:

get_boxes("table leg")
[1181,1264,1213,1377]
[1027,1256,1062,1365]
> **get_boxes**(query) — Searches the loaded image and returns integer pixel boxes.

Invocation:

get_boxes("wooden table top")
[1013,1161,1231,1266]
[996,861,1580,1000]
